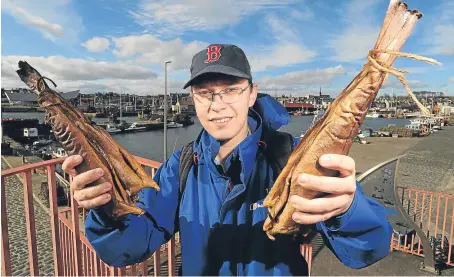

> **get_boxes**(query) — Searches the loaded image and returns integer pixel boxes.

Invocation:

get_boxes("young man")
[63,44,392,276]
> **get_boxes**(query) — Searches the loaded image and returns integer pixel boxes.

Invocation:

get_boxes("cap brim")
[183,65,251,89]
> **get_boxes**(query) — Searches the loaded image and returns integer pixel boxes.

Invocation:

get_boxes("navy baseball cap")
[183,44,252,89]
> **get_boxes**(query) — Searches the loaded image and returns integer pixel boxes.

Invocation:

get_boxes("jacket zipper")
[219,178,234,221]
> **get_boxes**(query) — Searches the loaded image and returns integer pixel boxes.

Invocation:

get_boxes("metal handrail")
[1,156,176,276]
[1,155,314,276]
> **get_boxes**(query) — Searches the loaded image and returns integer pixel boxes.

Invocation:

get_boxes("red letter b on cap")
[205,45,221,63]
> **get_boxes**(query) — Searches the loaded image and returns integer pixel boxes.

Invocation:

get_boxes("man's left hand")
[290,154,357,225]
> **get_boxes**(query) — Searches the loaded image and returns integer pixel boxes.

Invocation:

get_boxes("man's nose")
[210,94,227,111]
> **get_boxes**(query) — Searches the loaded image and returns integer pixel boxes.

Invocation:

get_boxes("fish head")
[16,61,49,94]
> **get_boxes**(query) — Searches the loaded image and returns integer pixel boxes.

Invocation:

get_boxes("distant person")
[62,44,392,276]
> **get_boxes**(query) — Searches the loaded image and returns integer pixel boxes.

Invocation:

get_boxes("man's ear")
[248,83,258,108]
[190,88,195,104]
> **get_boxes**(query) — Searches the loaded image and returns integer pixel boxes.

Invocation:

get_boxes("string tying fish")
[367,49,442,116]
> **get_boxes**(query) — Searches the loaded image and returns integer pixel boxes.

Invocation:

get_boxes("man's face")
[192,77,258,142]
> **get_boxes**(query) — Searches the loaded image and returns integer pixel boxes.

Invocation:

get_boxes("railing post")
[93,252,101,276]
[110,265,117,276]
[168,237,176,276]
[1,177,12,276]
[70,186,83,275]
[448,201,454,265]
[47,165,63,276]
[441,197,448,248]
[131,264,137,276]
[22,171,39,276]
[140,259,148,276]
[154,250,161,276]
[118,267,126,276]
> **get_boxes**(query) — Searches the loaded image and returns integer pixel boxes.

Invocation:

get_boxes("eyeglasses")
[192,83,252,106]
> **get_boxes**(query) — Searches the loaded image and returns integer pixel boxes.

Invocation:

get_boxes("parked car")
[40,181,68,207]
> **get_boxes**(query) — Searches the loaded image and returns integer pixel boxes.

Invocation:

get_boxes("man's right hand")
[62,155,112,209]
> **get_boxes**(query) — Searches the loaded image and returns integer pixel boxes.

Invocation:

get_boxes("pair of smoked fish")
[16,0,437,240]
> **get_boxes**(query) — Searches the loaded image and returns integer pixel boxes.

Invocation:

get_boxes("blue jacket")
[85,95,392,276]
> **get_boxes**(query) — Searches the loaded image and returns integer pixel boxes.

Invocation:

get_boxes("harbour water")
[1,112,411,162]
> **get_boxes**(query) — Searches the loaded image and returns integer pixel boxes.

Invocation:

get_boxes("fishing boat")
[105,124,122,134]
[32,138,53,146]
[125,122,146,132]
[167,122,183,128]
[366,111,380,118]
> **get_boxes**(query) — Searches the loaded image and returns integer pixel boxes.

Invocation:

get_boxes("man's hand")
[290,154,356,225]
[62,155,112,209]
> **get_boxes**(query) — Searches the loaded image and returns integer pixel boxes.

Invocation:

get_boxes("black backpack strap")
[263,130,295,181]
[178,132,294,197]
[178,141,195,201]
[176,141,195,276]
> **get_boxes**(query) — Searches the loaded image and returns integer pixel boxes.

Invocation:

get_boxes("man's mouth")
[210,117,232,124]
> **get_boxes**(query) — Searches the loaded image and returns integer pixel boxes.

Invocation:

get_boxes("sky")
[1,0,453,97]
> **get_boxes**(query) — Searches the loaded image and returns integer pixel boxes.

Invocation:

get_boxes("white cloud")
[130,0,298,36]
[265,15,300,43]
[81,37,111,52]
[111,34,207,71]
[427,24,454,56]
[110,32,316,73]
[1,56,167,95]
[382,75,427,90]
[257,65,346,91]
[326,0,381,63]
[2,56,156,81]
[112,34,162,58]
[449,77,454,82]
[8,7,64,39]
[247,15,317,72]
[2,0,82,43]
[327,26,379,63]
[249,44,317,72]
[290,8,313,21]
[423,2,454,56]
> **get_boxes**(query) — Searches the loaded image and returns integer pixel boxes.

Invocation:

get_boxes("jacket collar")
[193,109,264,184]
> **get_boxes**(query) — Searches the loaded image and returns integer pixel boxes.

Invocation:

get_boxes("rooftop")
[4,90,80,102]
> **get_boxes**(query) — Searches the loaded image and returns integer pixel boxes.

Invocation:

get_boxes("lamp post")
[164,61,171,161]
[163,61,176,276]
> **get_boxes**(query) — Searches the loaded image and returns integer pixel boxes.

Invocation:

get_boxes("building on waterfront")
[273,88,334,111]
[283,102,315,113]
[3,89,81,107]
[175,99,195,114]
[440,104,454,115]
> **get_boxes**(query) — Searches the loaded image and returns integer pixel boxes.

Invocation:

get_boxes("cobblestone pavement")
[396,127,454,194]
[2,162,55,276]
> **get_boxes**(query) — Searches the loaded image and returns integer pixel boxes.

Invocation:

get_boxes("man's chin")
[211,133,233,142]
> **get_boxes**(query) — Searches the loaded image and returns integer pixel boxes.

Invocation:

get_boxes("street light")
[163,60,176,274]
[163,61,171,161]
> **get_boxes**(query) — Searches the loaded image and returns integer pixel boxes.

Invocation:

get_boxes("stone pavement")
[2,161,55,276]
[349,136,420,176]
[396,127,454,194]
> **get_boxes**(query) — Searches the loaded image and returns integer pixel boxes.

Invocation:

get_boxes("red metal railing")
[391,187,454,266]
[1,156,313,276]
